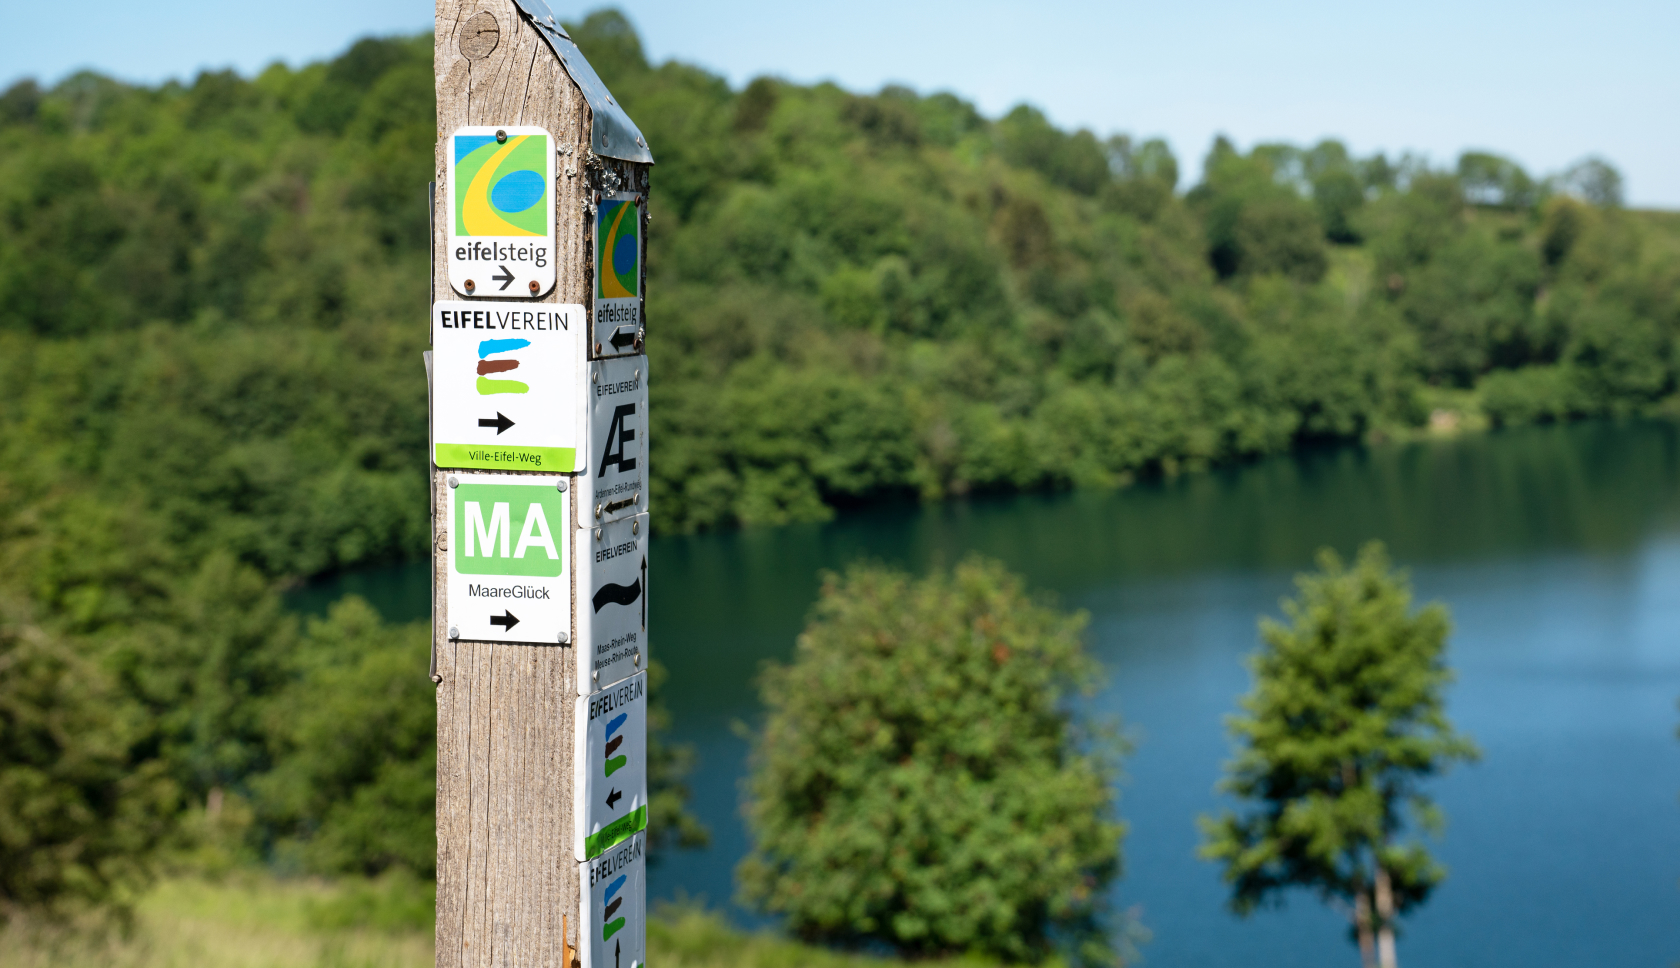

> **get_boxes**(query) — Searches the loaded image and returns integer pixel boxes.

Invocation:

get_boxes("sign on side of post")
[447,125,557,298]
[432,301,586,473]
[592,191,643,357]
[446,473,572,645]
[580,355,647,528]
[573,671,647,861]
[578,511,647,693]
[581,831,645,968]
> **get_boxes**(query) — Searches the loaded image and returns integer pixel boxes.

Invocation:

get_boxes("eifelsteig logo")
[454,133,549,237]
[596,198,639,299]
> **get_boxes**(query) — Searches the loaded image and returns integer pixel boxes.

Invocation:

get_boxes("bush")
[0,593,177,922]
[738,557,1125,966]
[1479,365,1590,426]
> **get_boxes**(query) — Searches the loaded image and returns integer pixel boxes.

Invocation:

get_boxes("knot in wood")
[459,12,500,60]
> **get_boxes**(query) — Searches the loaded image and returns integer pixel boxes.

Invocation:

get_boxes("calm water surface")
[296,422,1680,966]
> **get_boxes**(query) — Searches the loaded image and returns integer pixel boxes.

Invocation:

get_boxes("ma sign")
[445,473,571,645]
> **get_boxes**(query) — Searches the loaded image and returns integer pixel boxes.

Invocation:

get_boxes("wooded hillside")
[0,9,1674,908]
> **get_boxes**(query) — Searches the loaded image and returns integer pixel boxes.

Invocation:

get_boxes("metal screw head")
[633,651,641,667]
[632,519,639,535]
[495,129,507,144]
[528,280,539,294]
[592,669,599,682]
[594,342,602,354]
[594,504,602,519]
[594,528,603,541]
[633,491,640,505]
[556,479,568,492]
[464,279,476,293]
[558,631,570,644]
[634,368,640,379]
[449,626,460,640]
[592,370,599,383]
[448,476,459,488]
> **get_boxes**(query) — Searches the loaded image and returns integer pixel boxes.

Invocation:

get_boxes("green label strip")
[435,443,575,473]
[585,805,648,859]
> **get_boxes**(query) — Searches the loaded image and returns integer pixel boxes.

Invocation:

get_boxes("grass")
[0,875,991,968]
[0,875,432,968]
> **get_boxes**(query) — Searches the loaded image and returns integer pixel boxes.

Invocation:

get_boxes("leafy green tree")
[1190,137,1328,282]
[739,557,1125,966]
[1457,151,1535,210]
[1559,156,1623,208]
[1200,543,1477,968]
[255,598,434,876]
[0,591,177,923]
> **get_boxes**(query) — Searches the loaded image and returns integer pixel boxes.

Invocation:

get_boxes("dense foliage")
[0,1,1672,922]
[739,558,1125,966]
[0,591,177,922]
[1199,544,1477,965]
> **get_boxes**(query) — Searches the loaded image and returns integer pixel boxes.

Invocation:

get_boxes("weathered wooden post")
[429,2,652,965]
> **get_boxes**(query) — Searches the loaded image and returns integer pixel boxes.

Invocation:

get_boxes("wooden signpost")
[429,3,651,965]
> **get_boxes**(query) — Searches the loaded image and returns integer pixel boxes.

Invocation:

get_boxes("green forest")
[1,4,1677,929]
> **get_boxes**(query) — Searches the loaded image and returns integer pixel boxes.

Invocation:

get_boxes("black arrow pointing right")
[605,788,623,810]
[478,412,515,435]
[489,610,520,631]
[491,265,515,291]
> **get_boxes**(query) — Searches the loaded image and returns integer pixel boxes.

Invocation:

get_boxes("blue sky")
[8,0,1677,207]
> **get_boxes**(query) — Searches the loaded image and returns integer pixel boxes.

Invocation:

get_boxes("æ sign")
[578,355,647,527]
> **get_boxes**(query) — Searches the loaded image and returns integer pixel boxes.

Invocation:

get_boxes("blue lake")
[294,420,1680,965]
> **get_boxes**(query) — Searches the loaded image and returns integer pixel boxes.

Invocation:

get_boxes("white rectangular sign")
[593,191,643,357]
[432,301,585,473]
[578,512,647,692]
[580,355,647,528]
[580,832,645,968]
[447,125,556,298]
[574,671,647,861]
[445,473,571,645]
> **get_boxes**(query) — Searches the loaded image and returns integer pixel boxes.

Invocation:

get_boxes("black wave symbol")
[603,897,623,920]
[592,578,641,613]
[604,735,624,757]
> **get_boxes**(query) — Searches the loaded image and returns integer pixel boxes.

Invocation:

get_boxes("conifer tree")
[1200,543,1477,968]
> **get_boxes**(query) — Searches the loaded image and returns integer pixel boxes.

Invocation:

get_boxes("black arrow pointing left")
[489,610,520,631]
[491,265,515,291]
[478,412,515,435]
[609,325,638,350]
[606,788,623,810]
